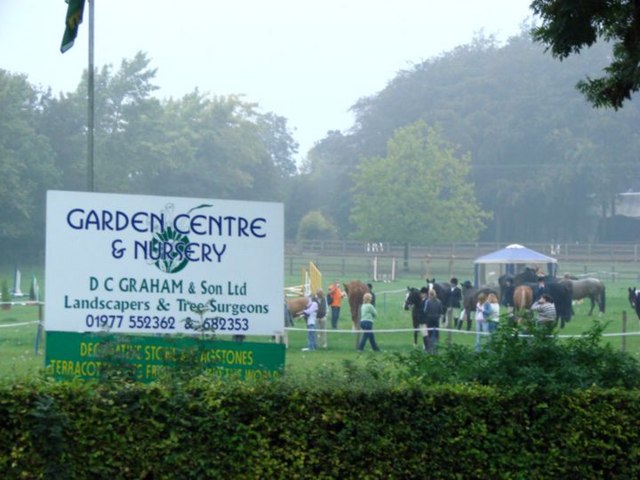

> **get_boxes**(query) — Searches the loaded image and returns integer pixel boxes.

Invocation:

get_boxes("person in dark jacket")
[501,277,515,313]
[534,275,548,302]
[445,277,462,328]
[419,287,443,354]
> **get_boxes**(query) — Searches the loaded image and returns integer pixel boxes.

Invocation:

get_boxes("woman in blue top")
[357,293,380,352]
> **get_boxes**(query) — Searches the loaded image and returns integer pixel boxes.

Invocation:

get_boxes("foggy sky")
[0,0,532,159]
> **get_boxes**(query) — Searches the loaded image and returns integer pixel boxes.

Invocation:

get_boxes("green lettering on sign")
[45,331,285,382]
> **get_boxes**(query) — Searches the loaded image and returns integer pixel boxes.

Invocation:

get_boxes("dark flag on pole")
[60,0,86,53]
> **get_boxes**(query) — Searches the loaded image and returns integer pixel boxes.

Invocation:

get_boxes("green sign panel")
[45,331,285,382]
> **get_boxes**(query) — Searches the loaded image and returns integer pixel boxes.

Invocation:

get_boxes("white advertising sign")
[45,191,284,336]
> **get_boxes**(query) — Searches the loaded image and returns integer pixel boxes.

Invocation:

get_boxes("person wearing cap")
[445,277,462,328]
[534,275,548,302]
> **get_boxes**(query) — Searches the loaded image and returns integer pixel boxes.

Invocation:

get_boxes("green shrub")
[2,323,640,478]
[1,280,11,307]
[391,319,640,392]
[296,210,337,241]
[2,377,640,479]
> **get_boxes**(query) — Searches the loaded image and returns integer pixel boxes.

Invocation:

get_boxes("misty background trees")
[2,28,640,259]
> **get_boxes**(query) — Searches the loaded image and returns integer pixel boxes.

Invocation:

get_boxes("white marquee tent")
[473,244,558,287]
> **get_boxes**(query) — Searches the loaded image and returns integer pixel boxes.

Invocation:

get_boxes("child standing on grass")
[301,296,318,352]
[358,292,380,352]
[475,293,488,352]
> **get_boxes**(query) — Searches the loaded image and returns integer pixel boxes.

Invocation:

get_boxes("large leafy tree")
[257,112,298,179]
[350,121,489,248]
[1,52,300,255]
[40,52,298,202]
[286,130,361,239]
[0,71,59,254]
[531,0,640,108]
[39,52,163,193]
[151,92,288,201]
[318,31,640,243]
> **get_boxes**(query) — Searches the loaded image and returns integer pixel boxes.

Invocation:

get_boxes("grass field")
[2,276,640,382]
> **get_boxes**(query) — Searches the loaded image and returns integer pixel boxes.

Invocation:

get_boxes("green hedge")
[1,379,640,479]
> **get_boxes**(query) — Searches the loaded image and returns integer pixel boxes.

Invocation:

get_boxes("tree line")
[0,52,298,258]
[3,26,640,259]
[297,29,640,245]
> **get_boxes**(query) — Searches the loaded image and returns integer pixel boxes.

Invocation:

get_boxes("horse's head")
[498,273,514,288]
[404,287,420,310]
[515,267,539,285]
[628,287,638,308]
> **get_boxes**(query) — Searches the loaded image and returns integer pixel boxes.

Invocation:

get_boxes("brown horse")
[513,285,533,322]
[287,296,308,319]
[274,296,309,347]
[343,280,370,348]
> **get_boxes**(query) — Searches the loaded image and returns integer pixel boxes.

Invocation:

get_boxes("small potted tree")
[1,280,11,310]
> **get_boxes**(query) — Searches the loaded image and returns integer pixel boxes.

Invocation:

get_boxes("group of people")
[297,284,336,352]
[294,273,557,354]
[417,274,559,354]
[414,278,464,353]
[531,276,557,325]
[478,274,557,349]
[296,280,381,352]
[502,274,557,324]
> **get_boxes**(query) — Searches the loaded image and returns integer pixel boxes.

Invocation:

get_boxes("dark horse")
[404,287,422,346]
[560,277,606,316]
[510,267,573,327]
[628,288,640,320]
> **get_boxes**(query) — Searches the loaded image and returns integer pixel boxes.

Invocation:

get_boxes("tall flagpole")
[87,0,95,192]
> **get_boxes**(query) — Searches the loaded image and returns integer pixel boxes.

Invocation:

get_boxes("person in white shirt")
[301,296,318,351]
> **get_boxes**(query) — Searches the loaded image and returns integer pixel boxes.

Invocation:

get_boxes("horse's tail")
[600,284,606,313]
